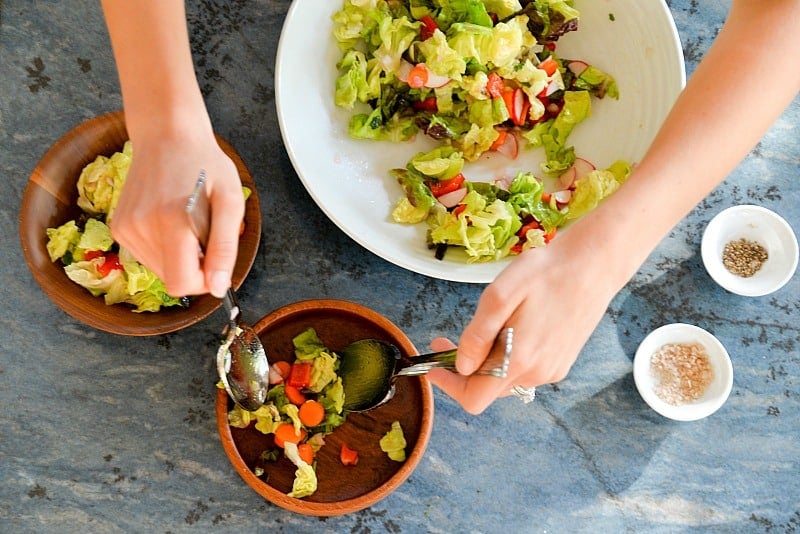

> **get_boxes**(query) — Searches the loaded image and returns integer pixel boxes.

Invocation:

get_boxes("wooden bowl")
[19,111,261,335]
[216,299,434,516]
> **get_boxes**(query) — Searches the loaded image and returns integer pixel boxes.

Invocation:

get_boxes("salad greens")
[380,421,407,462]
[228,328,350,499]
[46,141,185,312]
[333,0,631,262]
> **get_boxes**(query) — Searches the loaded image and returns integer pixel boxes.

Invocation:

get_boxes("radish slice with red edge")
[494,130,519,159]
[268,364,286,385]
[396,60,413,83]
[568,60,589,76]
[559,166,577,189]
[573,157,596,179]
[552,189,572,206]
[424,71,450,88]
[437,187,468,208]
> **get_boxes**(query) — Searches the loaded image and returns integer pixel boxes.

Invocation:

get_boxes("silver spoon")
[339,327,513,412]
[185,170,269,411]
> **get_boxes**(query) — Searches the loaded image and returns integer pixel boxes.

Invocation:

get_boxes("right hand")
[110,120,245,299]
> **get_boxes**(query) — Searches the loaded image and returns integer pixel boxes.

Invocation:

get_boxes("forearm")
[585,0,800,283]
[100,0,210,140]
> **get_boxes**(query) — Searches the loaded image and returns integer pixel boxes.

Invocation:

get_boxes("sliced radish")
[437,187,468,208]
[268,365,285,385]
[552,189,572,206]
[424,71,451,88]
[544,79,560,96]
[493,175,514,190]
[494,130,519,159]
[558,166,577,189]
[568,60,589,76]
[573,157,596,180]
[396,60,413,83]
[513,88,525,120]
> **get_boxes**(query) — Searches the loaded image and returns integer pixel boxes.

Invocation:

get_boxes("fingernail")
[209,270,230,298]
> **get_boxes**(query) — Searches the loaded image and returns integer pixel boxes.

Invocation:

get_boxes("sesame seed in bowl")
[633,323,733,422]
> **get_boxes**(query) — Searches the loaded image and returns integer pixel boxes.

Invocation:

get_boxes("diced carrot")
[486,72,504,98]
[297,443,315,465]
[490,129,508,151]
[407,63,429,89]
[539,56,559,76]
[284,384,307,405]
[273,423,307,448]
[298,400,326,428]
[340,443,359,466]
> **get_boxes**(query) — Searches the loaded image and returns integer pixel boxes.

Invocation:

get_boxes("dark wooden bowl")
[216,299,434,516]
[19,111,261,335]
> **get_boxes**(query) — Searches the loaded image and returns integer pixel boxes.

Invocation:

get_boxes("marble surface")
[1,0,798,532]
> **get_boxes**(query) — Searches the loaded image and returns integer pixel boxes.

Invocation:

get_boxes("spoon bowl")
[186,171,270,410]
[339,328,513,412]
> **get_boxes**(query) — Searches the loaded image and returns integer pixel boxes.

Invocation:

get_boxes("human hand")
[109,124,245,299]
[427,220,633,414]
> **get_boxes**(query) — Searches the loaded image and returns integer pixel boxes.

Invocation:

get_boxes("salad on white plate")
[332,0,630,263]
[275,0,684,282]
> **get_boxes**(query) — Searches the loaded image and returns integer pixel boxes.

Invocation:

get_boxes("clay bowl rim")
[215,298,435,517]
[19,110,261,336]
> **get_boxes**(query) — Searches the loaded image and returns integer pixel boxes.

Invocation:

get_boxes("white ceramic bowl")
[633,323,733,422]
[701,205,798,297]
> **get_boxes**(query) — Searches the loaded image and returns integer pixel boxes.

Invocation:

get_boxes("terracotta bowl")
[216,299,434,516]
[19,111,261,335]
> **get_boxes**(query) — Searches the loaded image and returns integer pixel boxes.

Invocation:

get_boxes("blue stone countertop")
[1,1,798,532]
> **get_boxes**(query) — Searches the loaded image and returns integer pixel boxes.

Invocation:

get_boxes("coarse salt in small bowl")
[701,205,798,297]
[633,323,733,422]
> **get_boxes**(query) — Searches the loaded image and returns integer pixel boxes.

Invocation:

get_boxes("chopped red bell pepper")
[340,443,359,466]
[412,96,438,112]
[517,220,542,237]
[452,204,467,217]
[428,173,465,198]
[83,250,104,261]
[96,252,123,277]
[287,361,312,389]
[419,15,439,40]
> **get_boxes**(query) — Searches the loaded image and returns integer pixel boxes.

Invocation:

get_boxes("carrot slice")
[297,443,315,465]
[284,385,307,405]
[298,400,326,428]
[407,63,429,89]
[274,423,307,448]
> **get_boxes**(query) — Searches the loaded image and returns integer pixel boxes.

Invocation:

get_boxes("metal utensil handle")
[185,170,239,323]
[396,327,513,378]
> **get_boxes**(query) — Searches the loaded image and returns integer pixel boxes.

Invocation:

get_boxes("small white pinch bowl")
[701,205,798,297]
[633,323,733,422]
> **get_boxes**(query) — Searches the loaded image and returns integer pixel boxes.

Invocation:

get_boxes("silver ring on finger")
[510,385,536,404]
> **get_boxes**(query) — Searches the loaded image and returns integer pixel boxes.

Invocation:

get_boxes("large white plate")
[276,0,685,283]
